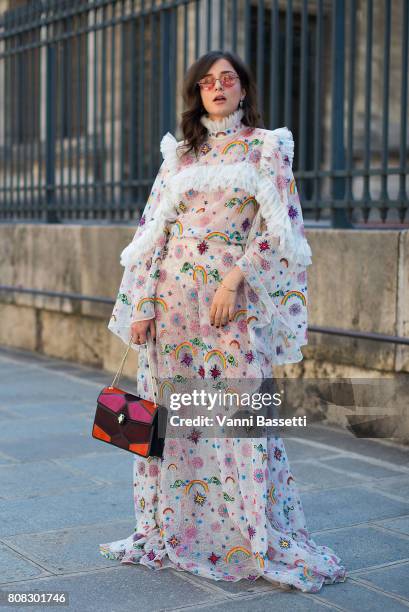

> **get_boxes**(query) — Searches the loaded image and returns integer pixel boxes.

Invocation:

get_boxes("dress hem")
[99,530,347,595]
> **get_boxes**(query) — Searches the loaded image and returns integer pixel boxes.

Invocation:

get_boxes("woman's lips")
[214,98,226,104]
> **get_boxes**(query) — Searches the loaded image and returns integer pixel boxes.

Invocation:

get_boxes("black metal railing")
[0,0,408,225]
[2,283,409,346]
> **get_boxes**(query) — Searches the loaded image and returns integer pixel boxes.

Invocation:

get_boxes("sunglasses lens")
[199,73,238,89]
[222,75,236,86]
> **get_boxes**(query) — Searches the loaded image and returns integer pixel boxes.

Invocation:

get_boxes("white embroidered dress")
[99,109,347,593]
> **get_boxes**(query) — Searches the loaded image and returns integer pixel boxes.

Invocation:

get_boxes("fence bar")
[0,0,406,225]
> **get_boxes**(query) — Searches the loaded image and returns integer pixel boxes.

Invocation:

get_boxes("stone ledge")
[0,224,408,373]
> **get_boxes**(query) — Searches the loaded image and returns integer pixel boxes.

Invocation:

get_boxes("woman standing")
[100,50,347,593]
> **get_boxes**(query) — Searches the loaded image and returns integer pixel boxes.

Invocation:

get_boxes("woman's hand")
[209,266,245,327]
[130,318,156,344]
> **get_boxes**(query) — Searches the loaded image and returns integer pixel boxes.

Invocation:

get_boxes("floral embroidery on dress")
[100,108,347,593]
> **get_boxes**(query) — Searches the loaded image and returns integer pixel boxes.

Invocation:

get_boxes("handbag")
[91,336,167,458]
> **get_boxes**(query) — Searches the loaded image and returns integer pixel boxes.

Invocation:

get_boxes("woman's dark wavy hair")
[177,50,264,160]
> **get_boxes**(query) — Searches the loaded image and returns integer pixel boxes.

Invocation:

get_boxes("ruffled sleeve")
[234,127,312,369]
[107,132,181,348]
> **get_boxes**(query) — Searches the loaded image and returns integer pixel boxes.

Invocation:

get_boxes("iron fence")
[0,0,408,226]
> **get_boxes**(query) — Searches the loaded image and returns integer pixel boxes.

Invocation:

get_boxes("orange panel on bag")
[129,442,149,456]
[139,398,158,416]
[93,423,111,442]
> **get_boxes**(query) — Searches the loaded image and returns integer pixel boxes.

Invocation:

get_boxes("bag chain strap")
[109,336,159,405]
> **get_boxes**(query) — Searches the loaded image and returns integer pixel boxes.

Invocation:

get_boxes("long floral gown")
[99,108,347,593]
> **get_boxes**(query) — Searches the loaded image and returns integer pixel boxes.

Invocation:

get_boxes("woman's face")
[198,58,246,121]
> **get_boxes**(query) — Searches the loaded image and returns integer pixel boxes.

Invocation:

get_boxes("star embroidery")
[259,240,270,252]
[208,552,221,565]
[187,428,202,444]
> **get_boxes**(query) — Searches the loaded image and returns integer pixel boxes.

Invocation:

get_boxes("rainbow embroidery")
[136,297,168,311]
[204,231,230,243]
[221,140,249,155]
[224,546,251,563]
[281,290,306,306]
[254,552,265,569]
[159,380,176,398]
[175,341,196,359]
[229,339,240,350]
[174,220,183,235]
[192,265,208,284]
[224,476,236,485]
[238,196,257,213]
[232,308,247,321]
[204,349,227,369]
[294,559,315,578]
[246,315,258,324]
[269,484,277,505]
[184,479,209,494]
[289,179,297,194]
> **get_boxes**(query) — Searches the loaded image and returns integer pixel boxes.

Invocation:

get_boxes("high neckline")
[200,107,245,139]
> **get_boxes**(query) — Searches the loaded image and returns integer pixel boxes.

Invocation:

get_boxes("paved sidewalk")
[0,345,408,612]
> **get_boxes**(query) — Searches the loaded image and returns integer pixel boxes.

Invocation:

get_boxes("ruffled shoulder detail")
[272,126,294,167]
[160,132,183,174]
[260,126,294,172]
[119,138,181,268]
[254,126,312,267]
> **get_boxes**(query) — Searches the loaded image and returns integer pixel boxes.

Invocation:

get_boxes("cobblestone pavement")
[0,345,408,611]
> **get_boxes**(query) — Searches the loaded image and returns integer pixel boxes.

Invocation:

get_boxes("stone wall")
[1,224,408,441]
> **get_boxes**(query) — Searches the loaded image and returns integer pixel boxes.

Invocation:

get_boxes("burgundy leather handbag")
[91,337,166,458]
